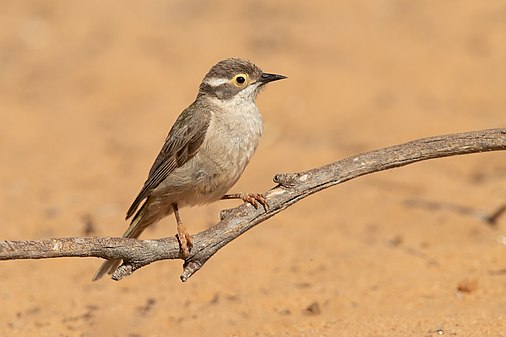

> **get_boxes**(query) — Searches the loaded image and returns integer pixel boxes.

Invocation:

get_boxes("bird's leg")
[172,203,192,258]
[221,193,269,210]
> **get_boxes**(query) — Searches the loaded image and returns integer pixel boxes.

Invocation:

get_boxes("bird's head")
[199,58,286,102]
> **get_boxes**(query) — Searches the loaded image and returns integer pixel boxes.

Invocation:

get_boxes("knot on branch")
[273,172,302,187]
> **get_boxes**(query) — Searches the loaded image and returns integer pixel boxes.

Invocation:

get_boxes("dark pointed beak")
[258,72,287,85]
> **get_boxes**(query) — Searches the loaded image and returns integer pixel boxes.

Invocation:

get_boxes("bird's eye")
[232,74,248,87]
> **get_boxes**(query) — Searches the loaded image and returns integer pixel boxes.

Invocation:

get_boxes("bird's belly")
[153,136,259,207]
[189,135,257,202]
[185,106,263,201]
[153,106,263,207]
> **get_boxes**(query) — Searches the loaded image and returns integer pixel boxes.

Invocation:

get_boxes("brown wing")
[126,102,211,219]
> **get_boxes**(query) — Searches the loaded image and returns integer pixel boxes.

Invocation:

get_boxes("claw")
[244,195,259,208]
[177,232,191,259]
[240,193,269,210]
[185,232,193,251]
[221,193,269,210]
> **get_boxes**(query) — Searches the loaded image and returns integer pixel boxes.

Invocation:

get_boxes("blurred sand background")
[1,1,506,336]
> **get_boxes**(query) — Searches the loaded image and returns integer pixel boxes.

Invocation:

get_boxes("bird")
[92,58,286,281]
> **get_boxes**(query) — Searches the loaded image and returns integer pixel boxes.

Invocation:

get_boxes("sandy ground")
[1,1,506,336]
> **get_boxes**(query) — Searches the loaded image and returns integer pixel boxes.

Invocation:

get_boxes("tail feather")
[92,201,152,281]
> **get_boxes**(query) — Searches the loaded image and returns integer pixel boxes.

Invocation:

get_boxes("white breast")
[191,92,264,201]
[208,96,263,173]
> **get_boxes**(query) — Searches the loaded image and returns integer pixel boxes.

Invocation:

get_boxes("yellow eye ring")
[232,73,249,87]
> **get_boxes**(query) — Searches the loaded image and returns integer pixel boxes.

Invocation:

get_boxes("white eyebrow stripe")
[204,77,230,87]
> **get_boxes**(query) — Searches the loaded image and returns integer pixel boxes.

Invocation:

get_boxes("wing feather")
[126,103,211,219]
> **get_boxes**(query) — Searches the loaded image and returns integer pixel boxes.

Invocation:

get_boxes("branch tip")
[180,261,202,282]
[112,264,134,281]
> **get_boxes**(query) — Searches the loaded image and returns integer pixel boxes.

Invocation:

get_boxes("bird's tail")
[92,200,153,281]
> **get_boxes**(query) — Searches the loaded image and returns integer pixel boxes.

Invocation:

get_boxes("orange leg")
[172,203,193,258]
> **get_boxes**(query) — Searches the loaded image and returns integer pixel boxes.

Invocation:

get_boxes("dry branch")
[1,128,505,281]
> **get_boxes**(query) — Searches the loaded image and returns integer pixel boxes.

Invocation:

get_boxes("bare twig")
[1,128,505,281]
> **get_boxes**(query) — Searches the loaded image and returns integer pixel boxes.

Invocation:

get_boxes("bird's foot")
[176,228,193,259]
[172,202,193,259]
[222,193,269,210]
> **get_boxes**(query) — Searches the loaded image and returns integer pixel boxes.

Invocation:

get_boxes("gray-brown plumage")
[92,58,286,281]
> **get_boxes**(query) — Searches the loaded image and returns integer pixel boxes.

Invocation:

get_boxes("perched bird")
[93,58,286,281]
